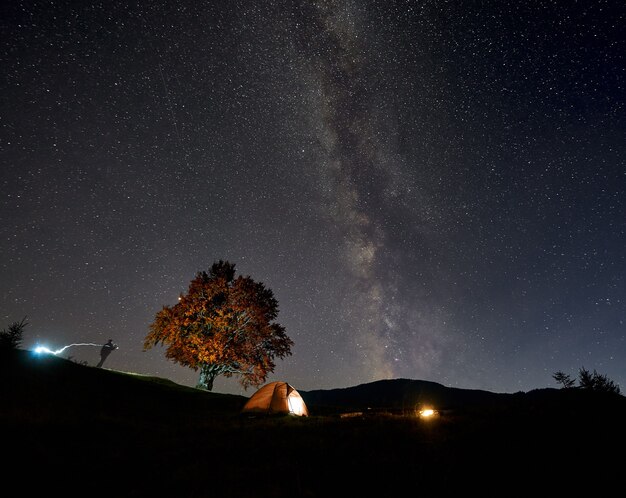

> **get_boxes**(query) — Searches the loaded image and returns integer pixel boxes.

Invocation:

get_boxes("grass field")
[2,349,623,496]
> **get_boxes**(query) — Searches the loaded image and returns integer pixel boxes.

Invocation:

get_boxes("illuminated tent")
[241,381,309,417]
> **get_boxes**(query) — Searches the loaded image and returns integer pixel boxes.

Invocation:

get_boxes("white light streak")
[34,343,102,355]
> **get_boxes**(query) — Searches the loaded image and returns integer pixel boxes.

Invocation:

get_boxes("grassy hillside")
[1,348,247,423]
[2,348,624,497]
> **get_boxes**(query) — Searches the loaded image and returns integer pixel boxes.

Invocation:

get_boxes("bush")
[0,317,28,350]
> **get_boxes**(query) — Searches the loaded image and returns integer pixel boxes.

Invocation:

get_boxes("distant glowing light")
[419,408,437,419]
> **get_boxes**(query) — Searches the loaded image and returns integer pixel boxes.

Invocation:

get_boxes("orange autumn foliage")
[144,260,292,390]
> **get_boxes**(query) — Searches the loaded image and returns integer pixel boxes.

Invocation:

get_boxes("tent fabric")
[241,381,309,416]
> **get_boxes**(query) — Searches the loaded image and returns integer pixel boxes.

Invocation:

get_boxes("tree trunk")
[197,364,217,391]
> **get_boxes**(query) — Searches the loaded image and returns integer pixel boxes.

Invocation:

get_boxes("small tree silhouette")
[578,367,595,390]
[553,370,575,389]
[0,317,28,350]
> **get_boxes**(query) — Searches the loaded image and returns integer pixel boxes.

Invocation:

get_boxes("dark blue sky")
[2,0,624,395]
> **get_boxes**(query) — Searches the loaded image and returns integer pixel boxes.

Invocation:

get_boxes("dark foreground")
[2,349,624,497]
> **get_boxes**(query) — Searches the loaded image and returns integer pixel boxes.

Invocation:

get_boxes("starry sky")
[2,1,624,396]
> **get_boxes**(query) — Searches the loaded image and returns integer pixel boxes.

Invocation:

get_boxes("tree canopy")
[144,260,293,391]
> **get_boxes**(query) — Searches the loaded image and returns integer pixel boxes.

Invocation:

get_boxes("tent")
[241,381,309,417]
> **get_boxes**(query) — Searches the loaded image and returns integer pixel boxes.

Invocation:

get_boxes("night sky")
[2,1,624,396]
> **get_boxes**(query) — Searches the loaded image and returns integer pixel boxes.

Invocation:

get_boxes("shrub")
[0,316,28,350]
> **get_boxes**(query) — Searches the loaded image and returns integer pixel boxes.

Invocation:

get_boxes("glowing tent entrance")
[241,381,309,417]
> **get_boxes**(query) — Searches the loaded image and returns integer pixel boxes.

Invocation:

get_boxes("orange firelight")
[419,408,437,419]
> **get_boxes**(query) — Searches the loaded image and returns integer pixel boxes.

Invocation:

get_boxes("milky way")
[2,1,624,394]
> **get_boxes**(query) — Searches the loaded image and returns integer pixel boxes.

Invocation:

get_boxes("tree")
[552,367,621,395]
[552,370,575,389]
[144,260,293,391]
[578,367,621,395]
[0,316,27,351]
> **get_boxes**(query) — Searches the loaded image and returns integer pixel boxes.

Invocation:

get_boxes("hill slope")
[2,348,625,497]
[1,348,248,423]
[300,377,511,413]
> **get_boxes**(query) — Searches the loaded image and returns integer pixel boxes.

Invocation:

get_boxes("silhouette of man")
[96,339,118,368]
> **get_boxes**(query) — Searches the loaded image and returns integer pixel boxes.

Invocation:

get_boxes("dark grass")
[2,349,624,496]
